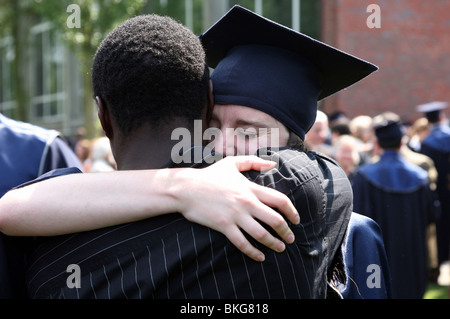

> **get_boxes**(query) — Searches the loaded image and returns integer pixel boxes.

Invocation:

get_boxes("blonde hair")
[409,117,429,137]
[349,115,372,140]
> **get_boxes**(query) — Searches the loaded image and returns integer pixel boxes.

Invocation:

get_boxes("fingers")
[233,196,295,255]
[252,184,300,225]
[248,203,296,246]
[224,227,266,262]
[229,155,277,172]
[224,155,300,225]
[198,155,300,262]
[241,215,290,251]
[224,219,289,262]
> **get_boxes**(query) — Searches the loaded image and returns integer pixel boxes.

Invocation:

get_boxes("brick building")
[320,0,450,123]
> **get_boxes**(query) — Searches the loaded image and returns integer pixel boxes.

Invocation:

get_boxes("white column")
[185,0,193,30]
[292,0,301,32]
[203,0,229,30]
[255,0,263,15]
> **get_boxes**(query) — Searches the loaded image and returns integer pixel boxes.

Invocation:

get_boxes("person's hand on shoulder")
[174,156,299,262]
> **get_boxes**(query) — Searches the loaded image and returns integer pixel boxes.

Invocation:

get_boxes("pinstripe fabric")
[26,148,352,299]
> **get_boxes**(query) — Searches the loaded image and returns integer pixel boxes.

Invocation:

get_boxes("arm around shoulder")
[0,157,299,262]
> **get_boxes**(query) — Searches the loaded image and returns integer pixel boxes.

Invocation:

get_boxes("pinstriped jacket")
[26,147,352,299]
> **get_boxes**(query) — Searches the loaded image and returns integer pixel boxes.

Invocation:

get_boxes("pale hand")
[175,156,300,262]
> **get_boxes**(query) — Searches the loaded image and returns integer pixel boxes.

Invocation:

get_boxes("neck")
[113,122,193,170]
[116,140,174,170]
[381,149,400,156]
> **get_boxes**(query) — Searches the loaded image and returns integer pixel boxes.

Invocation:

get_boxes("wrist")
[157,167,194,216]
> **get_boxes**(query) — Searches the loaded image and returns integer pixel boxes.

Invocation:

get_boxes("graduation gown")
[352,151,436,299]
[340,213,392,299]
[419,124,450,265]
[0,113,82,298]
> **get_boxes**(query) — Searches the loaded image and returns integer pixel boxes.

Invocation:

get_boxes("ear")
[96,96,113,139]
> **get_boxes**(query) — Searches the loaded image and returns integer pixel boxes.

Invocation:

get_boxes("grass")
[423,282,449,299]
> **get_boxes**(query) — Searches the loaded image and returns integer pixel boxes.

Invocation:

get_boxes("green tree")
[0,0,34,121]
[32,0,147,138]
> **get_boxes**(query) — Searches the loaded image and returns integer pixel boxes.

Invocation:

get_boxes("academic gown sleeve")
[339,213,392,299]
[40,137,83,174]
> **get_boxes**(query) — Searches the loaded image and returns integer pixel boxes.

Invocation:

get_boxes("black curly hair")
[92,14,209,135]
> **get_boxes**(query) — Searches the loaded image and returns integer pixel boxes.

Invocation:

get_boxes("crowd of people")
[70,129,116,173]
[305,105,450,298]
[306,109,440,185]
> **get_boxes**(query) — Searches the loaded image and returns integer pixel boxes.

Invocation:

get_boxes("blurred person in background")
[74,137,92,172]
[334,134,361,182]
[401,139,440,283]
[330,116,351,145]
[417,101,450,286]
[349,115,375,164]
[407,117,430,152]
[401,116,440,283]
[374,113,440,283]
[88,136,116,172]
[305,110,334,157]
[68,126,86,152]
[352,111,438,298]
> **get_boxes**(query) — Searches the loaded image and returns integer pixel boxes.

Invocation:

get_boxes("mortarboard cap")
[416,101,448,122]
[199,5,378,140]
[416,101,448,123]
[416,101,448,113]
[372,112,405,142]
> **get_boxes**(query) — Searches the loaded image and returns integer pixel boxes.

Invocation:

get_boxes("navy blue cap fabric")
[372,112,405,142]
[211,44,322,140]
[199,5,378,140]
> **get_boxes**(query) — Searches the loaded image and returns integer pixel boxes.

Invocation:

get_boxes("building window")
[0,37,16,118]
[29,22,65,123]
[228,0,321,39]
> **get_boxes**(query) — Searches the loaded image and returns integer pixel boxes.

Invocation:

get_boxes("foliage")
[32,0,146,53]
[1,0,321,134]
[29,0,148,137]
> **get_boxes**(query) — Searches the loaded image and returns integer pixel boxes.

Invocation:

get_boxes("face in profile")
[209,104,290,156]
[305,119,329,147]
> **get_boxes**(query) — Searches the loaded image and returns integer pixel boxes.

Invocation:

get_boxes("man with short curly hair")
[91,14,210,170]
[92,14,209,137]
